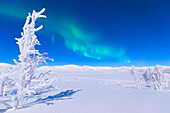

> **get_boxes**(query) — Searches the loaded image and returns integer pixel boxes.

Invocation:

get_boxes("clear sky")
[0,0,170,67]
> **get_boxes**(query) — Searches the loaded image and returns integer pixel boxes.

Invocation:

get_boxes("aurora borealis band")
[1,0,170,66]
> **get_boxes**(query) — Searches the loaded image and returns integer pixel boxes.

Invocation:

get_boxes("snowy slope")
[0,63,170,113]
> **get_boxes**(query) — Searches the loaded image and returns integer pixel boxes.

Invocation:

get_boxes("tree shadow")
[0,109,8,113]
[0,89,81,113]
[20,89,81,109]
[0,100,13,113]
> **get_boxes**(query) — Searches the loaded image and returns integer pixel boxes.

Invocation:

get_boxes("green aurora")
[58,22,127,60]
[0,4,130,63]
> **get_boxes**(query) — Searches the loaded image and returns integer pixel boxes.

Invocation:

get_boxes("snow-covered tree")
[142,68,152,87]
[13,8,55,109]
[0,8,56,110]
[142,65,168,90]
[129,65,140,88]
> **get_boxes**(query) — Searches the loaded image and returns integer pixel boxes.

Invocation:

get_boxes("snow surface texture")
[1,64,170,113]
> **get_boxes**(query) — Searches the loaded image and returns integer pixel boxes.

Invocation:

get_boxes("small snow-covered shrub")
[0,8,56,109]
[129,65,140,88]
[142,68,152,86]
[142,65,168,90]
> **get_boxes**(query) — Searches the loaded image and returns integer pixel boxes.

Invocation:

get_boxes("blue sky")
[0,0,170,67]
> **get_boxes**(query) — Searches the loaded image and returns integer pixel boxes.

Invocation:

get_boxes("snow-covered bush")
[129,65,140,88]
[142,68,152,87]
[0,8,56,109]
[142,65,168,90]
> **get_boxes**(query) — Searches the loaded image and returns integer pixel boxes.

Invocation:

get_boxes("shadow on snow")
[0,89,81,113]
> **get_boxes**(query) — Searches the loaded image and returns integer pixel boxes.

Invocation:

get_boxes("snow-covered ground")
[1,63,170,113]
